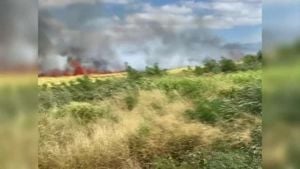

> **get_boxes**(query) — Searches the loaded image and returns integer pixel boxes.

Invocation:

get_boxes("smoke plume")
[38,1,261,73]
[0,0,37,70]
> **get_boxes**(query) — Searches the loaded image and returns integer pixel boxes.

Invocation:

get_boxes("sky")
[39,0,262,71]
[263,0,300,48]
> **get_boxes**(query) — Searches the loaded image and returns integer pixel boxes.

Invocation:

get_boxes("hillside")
[38,67,193,86]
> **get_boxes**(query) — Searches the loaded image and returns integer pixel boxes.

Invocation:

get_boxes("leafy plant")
[220,57,237,72]
[126,64,143,80]
[185,99,223,124]
[145,63,166,76]
[124,95,138,111]
[55,102,114,124]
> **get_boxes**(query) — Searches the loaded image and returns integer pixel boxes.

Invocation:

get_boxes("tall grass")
[38,70,261,169]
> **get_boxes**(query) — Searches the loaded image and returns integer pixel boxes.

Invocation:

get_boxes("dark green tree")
[145,63,165,76]
[125,63,142,80]
[203,59,221,73]
[219,57,237,72]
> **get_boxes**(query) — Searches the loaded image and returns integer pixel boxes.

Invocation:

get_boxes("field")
[38,69,262,169]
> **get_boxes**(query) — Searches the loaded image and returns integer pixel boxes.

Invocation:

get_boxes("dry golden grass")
[37,67,193,86]
[38,72,126,86]
[39,90,239,169]
[38,70,261,169]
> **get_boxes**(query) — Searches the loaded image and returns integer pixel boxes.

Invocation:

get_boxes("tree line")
[126,51,262,79]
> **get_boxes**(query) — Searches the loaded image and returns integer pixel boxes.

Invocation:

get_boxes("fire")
[38,59,123,77]
[69,60,85,75]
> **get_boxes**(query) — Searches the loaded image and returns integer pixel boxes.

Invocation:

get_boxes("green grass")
[38,70,261,169]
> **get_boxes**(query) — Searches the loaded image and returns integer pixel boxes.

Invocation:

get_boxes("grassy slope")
[38,70,261,169]
[38,67,191,86]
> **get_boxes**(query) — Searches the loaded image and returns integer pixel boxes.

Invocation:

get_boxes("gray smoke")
[0,0,37,70]
[38,1,259,72]
[38,6,123,72]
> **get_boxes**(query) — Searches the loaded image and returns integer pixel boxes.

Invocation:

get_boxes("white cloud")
[144,4,192,14]
[182,0,262,29]
[101,0,132,4]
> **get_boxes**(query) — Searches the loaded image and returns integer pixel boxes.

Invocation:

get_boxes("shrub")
[220,57,237,72]
[175,80,204,99]
[203,59,221,73]
[241,55,260,70]
[124,95,138,111]
[185,100,223,124]
[194,66,204,75]
[257,50,262,62]
[126,64,142,80]
[55,102,114,124]
[145,63,166,76]
[38,89,55,112]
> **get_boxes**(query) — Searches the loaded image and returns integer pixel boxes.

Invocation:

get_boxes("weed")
[55,102,114,124]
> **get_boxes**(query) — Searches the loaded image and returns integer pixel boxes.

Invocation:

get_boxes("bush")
[126,64,142,80]
[39,89,56,112]
[124,95,138,111]
[203,59,221,73]
[241,55,260,70]
[185,99,223,124]
[55,102,114,124]
[145,63,166,76]
[194,66,205,75]
[159,79,206,100]
[220,57,237,72]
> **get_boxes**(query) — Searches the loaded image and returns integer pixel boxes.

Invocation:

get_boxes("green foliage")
[241,55,261,70]
[217,81,262,116]
[203,59,221,73]
[152,149,260,169]
[193,53,263,75]
[38,89,55,112]
[205,151,254,169]
[220,57,237,72]
[126,64,142,80]
[55,102,114,124]
[185,99,222,124]
[194,66,205,75]
[155,78,210,100]
[233,81,262,115]
[193,59,221,75]
[39,87,71,112]
[39,69,262,169]
[248,124,262,167]
[257,50,263,62]
[124,94,138,111]
[145,63,166,76]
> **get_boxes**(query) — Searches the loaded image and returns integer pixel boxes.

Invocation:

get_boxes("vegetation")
[194,53,262,75]
[38,56,262,169]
